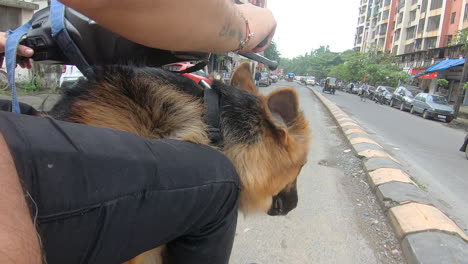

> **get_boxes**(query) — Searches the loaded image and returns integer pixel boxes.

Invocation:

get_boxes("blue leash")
[5,21,32,113]
[6,0,92,113]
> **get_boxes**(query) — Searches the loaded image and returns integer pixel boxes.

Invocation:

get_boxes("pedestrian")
[359,82,369,102]
[255,70,262,86]
[0,0,277,263]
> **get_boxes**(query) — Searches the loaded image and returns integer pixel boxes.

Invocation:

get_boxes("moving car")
[306,77,316,86]
[410,93,455,123]
[460,134,468,159]
[270,75,278,83]
[389,86,420,111]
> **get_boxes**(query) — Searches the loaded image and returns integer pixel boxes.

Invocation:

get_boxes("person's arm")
[0,134,42,264]
[59,0,276,53]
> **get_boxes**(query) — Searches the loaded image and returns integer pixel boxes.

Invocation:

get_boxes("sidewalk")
[452,105,468,131]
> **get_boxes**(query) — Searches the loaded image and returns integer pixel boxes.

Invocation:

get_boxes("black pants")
[0,110,240,264]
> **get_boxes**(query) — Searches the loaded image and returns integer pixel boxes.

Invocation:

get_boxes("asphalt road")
[230,81,404,264]
[312,86,468,232]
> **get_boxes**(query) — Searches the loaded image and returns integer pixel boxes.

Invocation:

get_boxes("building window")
[451,12,456,24]
[380,23,388,35]
[404,43,415,53]
[421,0,428,12]
[424,37,438,49]
[446,35,453,45]
[398,13,403,24]
[464,4,468,21]
[393,45,399,54]
[411,0,418,4]
[409,9,417,22]
[430,0,443,10]
[415,39,422,50]
[417,18,425,34]
[426,15,441,32]
[395,29,401,40]
[382,10,389,20]
[407,26,416,39]
[385,0,391,6]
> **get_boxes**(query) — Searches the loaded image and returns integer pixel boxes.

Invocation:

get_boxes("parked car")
[389,86,420,111]
[60,65,85,89]
[259,72,271,86]
[306,77,316,86]
[460,134,468,159]
[410,93,455,123]
[373,86,394,104]
[384,87,395,104]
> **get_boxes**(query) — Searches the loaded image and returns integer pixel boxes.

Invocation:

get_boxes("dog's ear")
[266,88,300,142]
[231,62,257,94]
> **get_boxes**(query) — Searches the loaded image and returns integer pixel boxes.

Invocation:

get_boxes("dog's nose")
[267,196,287,216]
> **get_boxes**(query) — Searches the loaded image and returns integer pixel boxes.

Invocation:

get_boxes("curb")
[304,85,468,264]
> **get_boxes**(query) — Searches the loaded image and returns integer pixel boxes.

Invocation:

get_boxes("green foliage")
[279,46,342,80]
[281,48,407,86]
[449,29,468,52]
[264,40,281,63]
[437,79,449,87]
[19,74,41,92]
[464,81,468,90]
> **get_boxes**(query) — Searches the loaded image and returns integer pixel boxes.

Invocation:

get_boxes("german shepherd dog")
[48,62,310,263]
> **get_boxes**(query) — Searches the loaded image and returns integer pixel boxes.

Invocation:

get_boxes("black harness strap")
[203,87,223,147]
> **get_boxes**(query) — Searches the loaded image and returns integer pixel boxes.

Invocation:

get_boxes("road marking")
[389,203,468,241]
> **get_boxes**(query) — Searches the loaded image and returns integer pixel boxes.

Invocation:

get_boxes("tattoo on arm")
[219,13,245,41]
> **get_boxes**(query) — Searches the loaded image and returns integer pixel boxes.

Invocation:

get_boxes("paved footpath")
[305,84,468,264]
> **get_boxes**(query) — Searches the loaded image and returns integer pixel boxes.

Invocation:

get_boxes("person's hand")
[0,32,34,69]
[237,4,276,53]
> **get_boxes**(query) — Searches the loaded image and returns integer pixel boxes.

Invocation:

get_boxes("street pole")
[454,56,468,118]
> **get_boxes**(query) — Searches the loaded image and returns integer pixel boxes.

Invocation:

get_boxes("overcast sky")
[267,0,361,58]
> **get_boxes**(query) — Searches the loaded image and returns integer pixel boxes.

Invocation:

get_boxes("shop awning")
[410,58,465,78]
[425,58,465,73]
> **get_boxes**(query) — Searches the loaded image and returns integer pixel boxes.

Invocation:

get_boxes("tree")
[263,40,281,63]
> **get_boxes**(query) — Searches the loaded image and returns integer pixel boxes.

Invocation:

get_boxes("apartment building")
[355,0,468,105]
[355,0,468,54]
[355,0,397,52]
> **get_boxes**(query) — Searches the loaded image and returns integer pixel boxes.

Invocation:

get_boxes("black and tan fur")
[48,62,310,263]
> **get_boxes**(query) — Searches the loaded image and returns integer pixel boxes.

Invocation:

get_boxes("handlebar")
[239,52,278,71]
